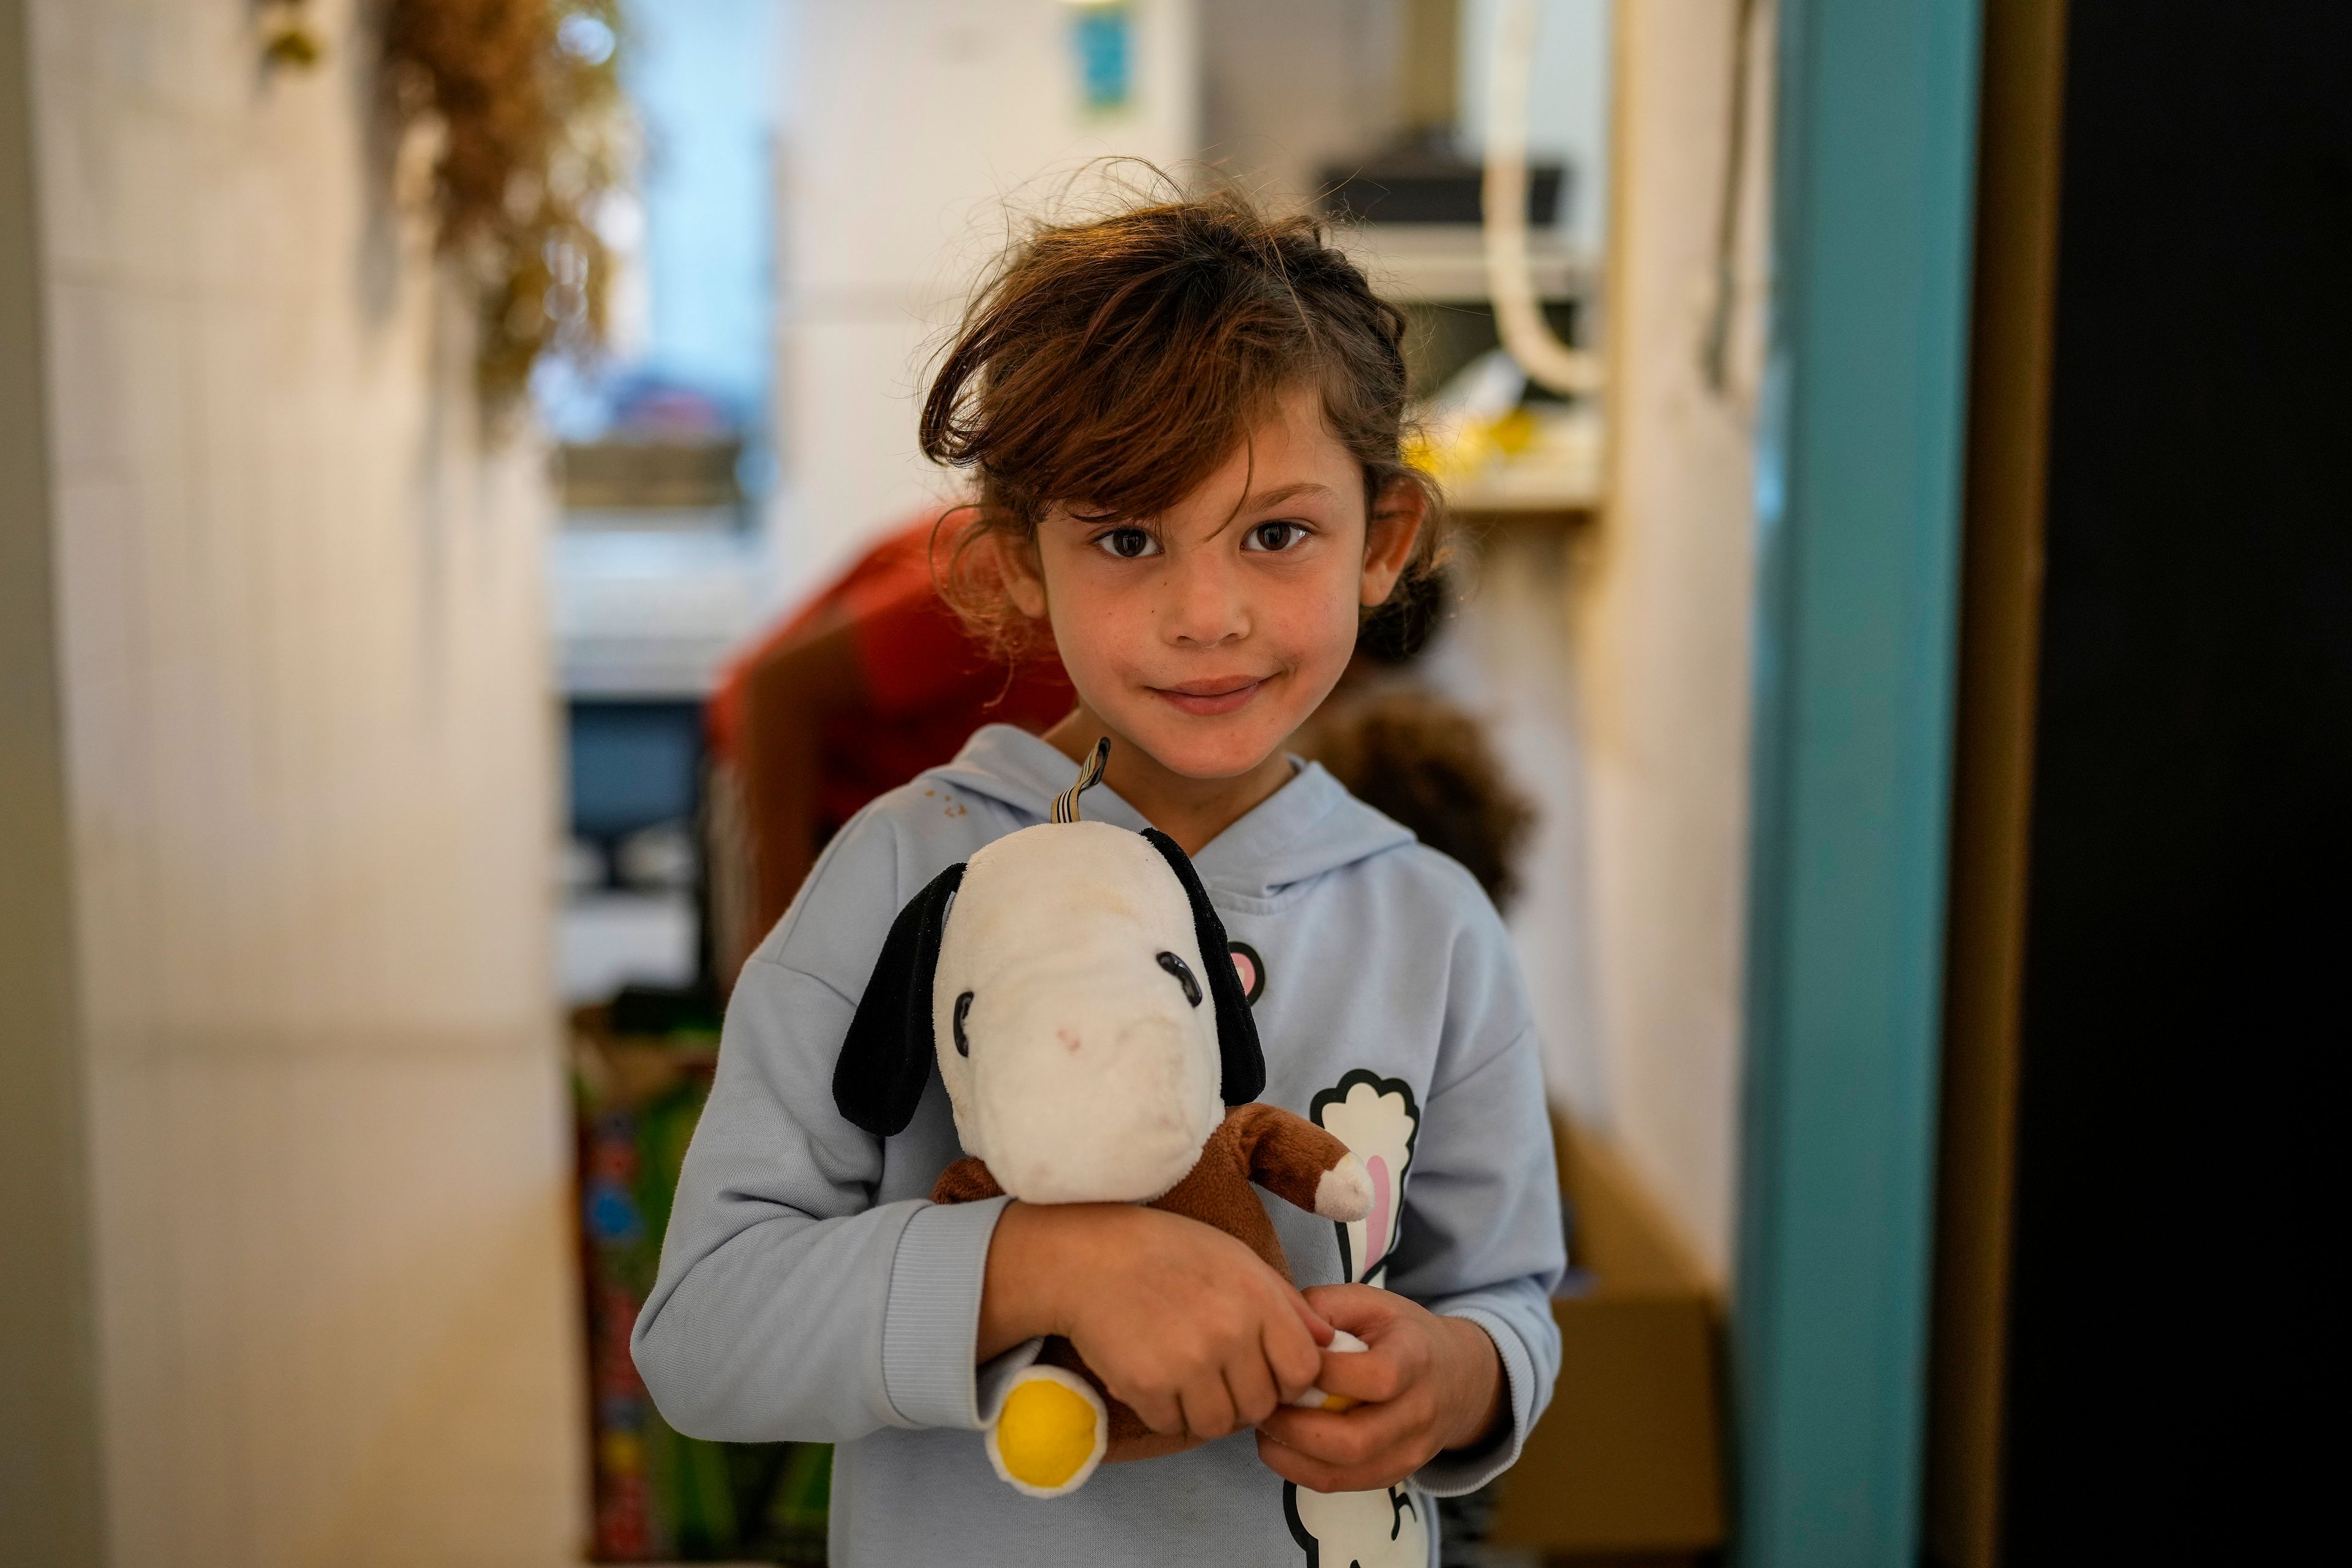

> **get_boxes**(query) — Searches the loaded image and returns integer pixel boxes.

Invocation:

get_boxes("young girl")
[635,192,1564,1567]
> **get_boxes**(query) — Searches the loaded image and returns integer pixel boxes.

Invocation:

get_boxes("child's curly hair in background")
[1300,690,1537,913]
[918,182,1447,658]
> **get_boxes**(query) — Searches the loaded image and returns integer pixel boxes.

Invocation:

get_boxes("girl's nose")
[1159,551,1250,646]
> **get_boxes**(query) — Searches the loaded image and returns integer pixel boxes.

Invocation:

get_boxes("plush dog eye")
[952,990,974,1055]
[1155,952,1202,1007]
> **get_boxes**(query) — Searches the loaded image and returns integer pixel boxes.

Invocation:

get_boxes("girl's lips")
[1150,677,1266,717]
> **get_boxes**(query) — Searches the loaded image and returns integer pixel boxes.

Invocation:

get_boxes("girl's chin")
[1117,710,1297,781]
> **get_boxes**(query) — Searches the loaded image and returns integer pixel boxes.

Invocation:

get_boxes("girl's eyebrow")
[1239,481,1338,510]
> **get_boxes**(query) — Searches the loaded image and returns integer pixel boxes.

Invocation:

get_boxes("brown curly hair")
[918,183,1445,658]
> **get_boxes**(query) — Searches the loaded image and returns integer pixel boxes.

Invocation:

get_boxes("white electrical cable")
[1483,0,1602,396]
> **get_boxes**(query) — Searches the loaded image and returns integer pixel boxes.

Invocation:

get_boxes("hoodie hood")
[927,725,1415,906]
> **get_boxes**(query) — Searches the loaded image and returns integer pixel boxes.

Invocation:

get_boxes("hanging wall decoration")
[379,0,630,412]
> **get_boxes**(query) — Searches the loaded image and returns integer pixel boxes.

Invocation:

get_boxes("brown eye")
[1243,521,1307,552]
[1095,527,1160,560]
[1156,952,1202,1007]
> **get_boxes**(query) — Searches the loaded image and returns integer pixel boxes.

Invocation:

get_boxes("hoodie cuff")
[881,1195,1012,1430]
[1414,1307,1536,1498]
[974,1337,1049,1425]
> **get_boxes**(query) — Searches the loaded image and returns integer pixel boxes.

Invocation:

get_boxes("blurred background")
[3,2,2340,1567]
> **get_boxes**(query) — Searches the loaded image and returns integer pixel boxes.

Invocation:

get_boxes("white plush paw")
[1314,1153,1375,1221]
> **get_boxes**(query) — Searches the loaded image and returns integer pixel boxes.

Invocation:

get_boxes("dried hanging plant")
[379,0,629,412]
[258,1,328,70]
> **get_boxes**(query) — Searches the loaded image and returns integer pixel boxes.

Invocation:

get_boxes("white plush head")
[932,821,1223,1203]
[831,783,1265,1198]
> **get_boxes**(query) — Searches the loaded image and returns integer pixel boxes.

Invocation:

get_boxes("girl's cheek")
[1274,578,1363,662]
[1041,564,1126,649]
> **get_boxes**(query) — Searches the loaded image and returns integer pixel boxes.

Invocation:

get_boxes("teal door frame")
[1734,1,1983,1564]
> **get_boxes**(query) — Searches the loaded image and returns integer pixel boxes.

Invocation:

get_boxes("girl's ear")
[994,527,1050,621]
[1140,829,1265,1105]
[834,861,967,1137]
[1360,477,1429,608]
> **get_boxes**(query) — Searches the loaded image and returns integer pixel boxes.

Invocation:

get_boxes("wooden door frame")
[1920,2,2067,1562]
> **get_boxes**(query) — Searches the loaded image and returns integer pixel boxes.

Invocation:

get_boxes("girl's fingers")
[1254,1427,1401,1496]
[1224,1354,1281,1430]
[1178,1375,1240,1442]
[1261,1286,1327,1400]
[1265,1316,1324,1404]
[1311,1340,1409,1404]
[1256,1398,1414,1469]
[1300,1281,1402,1337]
[1125,1383,1186,1436]
[1254,1430,1349,1494]
[1257,1404,1359,1464]
[1286,1286,1335,1345]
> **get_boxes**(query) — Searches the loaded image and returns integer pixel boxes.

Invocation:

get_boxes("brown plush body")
[932,1101,1356,1463]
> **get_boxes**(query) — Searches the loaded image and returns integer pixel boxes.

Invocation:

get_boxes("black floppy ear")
[1141,828,1265,1104]
[834,861,966,1136]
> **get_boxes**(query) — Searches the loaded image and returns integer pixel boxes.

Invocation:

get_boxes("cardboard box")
[1487,1118,1727,1559]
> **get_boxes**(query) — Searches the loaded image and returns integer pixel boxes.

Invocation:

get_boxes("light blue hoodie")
[634,725,1565,1567]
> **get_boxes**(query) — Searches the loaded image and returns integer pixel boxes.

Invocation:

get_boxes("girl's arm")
[1265,876,1567,1498]
[978,1202,1331,1442]
[1378,913,1567,1496]
[631,816,1013,1443]
[1382,1026,1565,1493]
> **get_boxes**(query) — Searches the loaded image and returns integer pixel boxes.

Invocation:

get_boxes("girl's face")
[1004,382,1425,782]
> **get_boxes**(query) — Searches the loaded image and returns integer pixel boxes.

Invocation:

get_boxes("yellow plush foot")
[986,1366,1107,1498]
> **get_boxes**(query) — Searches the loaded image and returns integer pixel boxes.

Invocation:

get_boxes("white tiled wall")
[29,2,584,1562]
[773,0,1199,597]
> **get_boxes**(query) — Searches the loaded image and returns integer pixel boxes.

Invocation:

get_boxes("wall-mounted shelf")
[1441,407,1605,521]
[1335,222,1596,305]
[1448,467,1602,519]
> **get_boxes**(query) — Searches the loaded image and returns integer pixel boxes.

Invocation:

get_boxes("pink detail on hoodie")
[1362,1155,1393,1276]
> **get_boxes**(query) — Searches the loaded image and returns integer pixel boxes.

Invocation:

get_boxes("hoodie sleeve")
[630,812,1009,1442]
[1381,884,1566,1498]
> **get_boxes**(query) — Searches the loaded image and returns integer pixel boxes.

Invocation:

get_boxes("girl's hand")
[980,1202,1333,1441]
[1252,1283,1505,1493]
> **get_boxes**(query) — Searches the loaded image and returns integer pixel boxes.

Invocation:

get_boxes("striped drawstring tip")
[1050,737,1111,824]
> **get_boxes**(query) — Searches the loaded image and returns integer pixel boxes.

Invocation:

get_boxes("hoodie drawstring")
[1050,737,1112,824]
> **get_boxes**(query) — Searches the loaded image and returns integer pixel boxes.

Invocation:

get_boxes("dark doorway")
[1941,2,2351,1561]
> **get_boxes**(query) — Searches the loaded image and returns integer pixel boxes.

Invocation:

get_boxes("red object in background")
[706,510,1073,832]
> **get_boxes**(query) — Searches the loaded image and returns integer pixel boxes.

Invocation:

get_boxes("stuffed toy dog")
[833,740,1374,1498]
